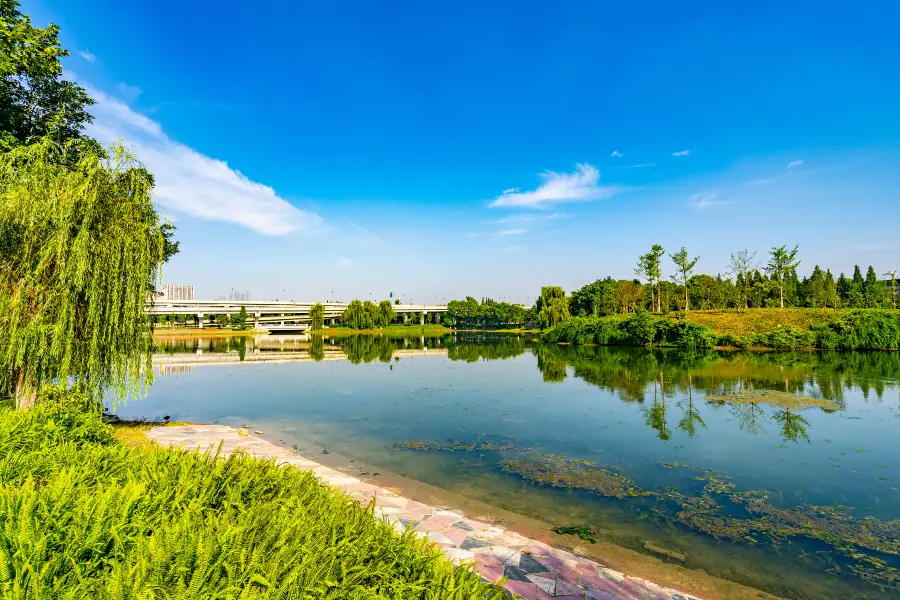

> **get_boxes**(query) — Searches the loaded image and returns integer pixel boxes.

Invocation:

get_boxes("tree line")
[561,245,897,321]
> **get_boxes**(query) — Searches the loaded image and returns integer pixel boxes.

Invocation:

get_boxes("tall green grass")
[542,309,900,350]
[0,389,502,599]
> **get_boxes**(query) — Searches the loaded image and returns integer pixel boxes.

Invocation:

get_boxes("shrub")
[623,309,656,346]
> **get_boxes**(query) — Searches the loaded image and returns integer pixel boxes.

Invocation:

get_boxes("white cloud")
[78,50,96,63]
[616,162,656,169]
[339,258,353,267]
[84,85,319,236]
[348,221,380,240]
[495,228,527,235]
[610,150,623,157]
[490,163,621,209]
[116,82,142,100]
[502,187,519,194]
[490,212,567,225]
[788,160,804,168]
[672,149,691,157]
[689,192,725,210]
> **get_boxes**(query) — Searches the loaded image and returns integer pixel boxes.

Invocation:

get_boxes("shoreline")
[144,423,780,600]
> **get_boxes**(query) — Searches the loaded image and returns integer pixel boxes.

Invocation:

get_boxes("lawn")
[0,392,502,599]
[675,308,856,337]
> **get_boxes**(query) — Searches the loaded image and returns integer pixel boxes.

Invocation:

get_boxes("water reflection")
[143,333,900,599]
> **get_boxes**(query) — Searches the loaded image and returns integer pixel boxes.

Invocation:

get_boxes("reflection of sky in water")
[119,337,900,600]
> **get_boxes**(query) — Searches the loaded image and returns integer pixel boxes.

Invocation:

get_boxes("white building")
[159,284,194,301]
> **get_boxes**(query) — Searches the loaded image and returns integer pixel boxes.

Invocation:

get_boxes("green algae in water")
[394,439,516,452]
[552,526,597,543]
[706,389,840,411]
[499,454,649,499]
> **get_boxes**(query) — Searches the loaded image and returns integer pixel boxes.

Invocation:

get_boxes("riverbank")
[0,397,500,598]
[543,308,900,350]
[143,423,777,600]
[317,324,452,336]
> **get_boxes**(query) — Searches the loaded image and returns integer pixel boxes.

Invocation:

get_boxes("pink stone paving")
[146,425,703,600]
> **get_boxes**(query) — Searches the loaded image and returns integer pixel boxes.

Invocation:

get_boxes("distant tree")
[635,249,659,312]
[394,298,400,305]
[807,266,826,308]
[824,270,840,308]
[362,300,379,328]
[377,300,395,328]
[535,286,570,329]
[309,302,325,330]
[765,245,801,308]
[231,305,248,330]
[849,265,865,307]
[728,249,757,309]
[864,265,885,307]
[613,280,644,314]
[646,244,665,312]
[669,247,699,311]
[216,314,229,328]
[342,300,367,329]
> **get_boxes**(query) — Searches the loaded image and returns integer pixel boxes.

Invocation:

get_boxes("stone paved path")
[147,425,702,600]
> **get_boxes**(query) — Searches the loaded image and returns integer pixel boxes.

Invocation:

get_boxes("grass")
[673,308,857,337]
[110,419,197,447]
[0,390,503,599]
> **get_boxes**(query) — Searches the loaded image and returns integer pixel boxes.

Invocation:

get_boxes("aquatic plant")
[552,526,597,543]
[499,454,648,499]
[705,389,840,411]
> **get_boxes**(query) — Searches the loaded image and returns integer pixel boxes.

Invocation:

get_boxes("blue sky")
[33,0,900,304]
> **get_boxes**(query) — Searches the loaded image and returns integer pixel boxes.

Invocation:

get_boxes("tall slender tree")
[728,249,758,309]
[765,245,801,308]
[309,302,325,330]
[669,247,699,311]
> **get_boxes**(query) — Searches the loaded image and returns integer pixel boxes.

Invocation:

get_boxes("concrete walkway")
[147,425,702,600]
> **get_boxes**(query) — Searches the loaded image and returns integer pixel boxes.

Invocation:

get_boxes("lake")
[124,333,900,600]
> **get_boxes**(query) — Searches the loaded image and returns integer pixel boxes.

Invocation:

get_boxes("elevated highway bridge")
[148,300,449,332]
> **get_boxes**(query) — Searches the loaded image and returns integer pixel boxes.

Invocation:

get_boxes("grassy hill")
[675,308,861,337]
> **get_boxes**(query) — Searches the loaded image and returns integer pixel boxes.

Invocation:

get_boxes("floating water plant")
[552,526,597,543]
[706,389,840,411]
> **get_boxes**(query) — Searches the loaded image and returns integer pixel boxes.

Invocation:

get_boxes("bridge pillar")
[197,313,204,329]
[420,311,425,325]
[254,312,261,329]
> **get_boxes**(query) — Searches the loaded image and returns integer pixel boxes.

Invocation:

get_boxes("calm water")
[124,333,900,600]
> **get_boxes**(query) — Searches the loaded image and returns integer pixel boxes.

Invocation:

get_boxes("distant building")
[159,284,194,301]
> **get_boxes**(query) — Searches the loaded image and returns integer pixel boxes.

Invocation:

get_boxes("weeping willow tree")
[0,141,169,409]
[309,302,325,330]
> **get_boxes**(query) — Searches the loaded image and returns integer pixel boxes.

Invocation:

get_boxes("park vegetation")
[0,388,501,598]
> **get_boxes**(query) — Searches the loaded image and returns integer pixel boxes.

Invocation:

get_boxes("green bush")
[0,393,502,599]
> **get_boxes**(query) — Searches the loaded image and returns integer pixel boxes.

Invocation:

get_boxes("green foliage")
[0,141,170,408]
[543,313,716,349]
[669,247,699,311]
[342,299,369,329]
[445,296,527,329]
[766,245,801,308]
[230,305,248,330]
[0,0,97,156]
[376,300,395,328]
[624,309,656,346]
[535,286,570,329]
[0,392,502,599]
[309,302,325,330]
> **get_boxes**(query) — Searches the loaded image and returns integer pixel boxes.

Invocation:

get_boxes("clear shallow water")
[122,333,900,600]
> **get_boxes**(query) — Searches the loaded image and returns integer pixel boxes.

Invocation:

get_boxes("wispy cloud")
[490,212,567,225]
[502,187,519,195]
[746,178,775,186]
[348,221,381,240]
[689,192,726,210]
[116,82,142,101]
[671,149,691,157]
[83,84,320,236]
[490,163,622,209]
[610,150,623,157]
[615,162,657,170]
[495,228,527,236]
[78,50,96,63]
[788,160,804,168]
[339,257,353,267]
